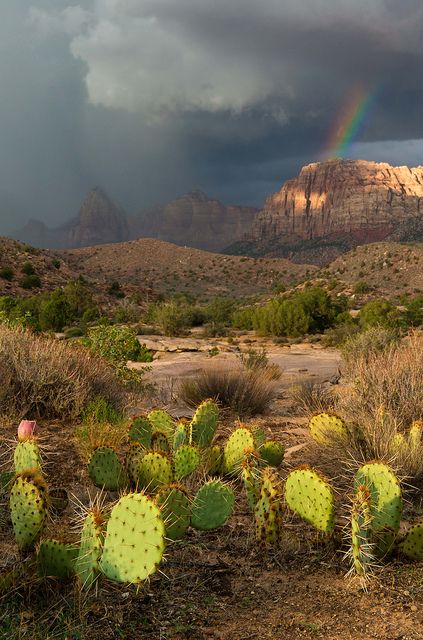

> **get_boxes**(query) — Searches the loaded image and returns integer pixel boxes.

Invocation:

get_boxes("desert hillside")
[61,237,316,298]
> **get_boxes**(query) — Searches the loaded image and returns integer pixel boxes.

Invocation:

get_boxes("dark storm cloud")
[1,1,423,233]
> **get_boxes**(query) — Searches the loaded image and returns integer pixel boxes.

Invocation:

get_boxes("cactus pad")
[147,409,174,436]
[354,462,402,556]
[191,479,235,530]
[156,484,191,541]
[409,421,423,450]
[100,493,165,583]
[129,416,152,448]
[349,484,375,578]
[190,399,219,448]
[88,447,128,491]
[399,523,423,561]
[14,439,42,474]
[10,473,47,549]
[203,445,222,476]
[285,466,335,533]
[254,468,282,547]
[174,445,200,481]
[75,510,106,589]
[151,431,171,453]
[260,440,284,467]
[222,427,255,474]
[37,539,78,579]
[173,421,190,450]
[133,451,173,493]
[126,444,146,485]
[309,413,347,446]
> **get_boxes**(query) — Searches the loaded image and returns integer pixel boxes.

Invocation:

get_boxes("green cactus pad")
[100,493,165,583]
[151,431,171,453]
[10,473,47,549]
[389,432,406,454]
[174,445,200,481]
[285,466,335,534]
[242,466,259,512]
[156,484,191,541]
[309,413,347,445]
[191,479,235,530]
[147,409,174,437]
[173,421,190,450]
[190,399,219,448]
[354,462,402,556]
[254,468,282,547]
[129,416,152,448]
[222,427,255,475]
[409,421,423,450]
[203,445,222,476]
[13,439,42,474]
[349,484,375,578]
[133,451,173,493]
[37,539,78,579]
[260,440,285,467]
[399,523,423,561]
[88,447,129,491]
[126,444,146,485]
[75,511,106,589]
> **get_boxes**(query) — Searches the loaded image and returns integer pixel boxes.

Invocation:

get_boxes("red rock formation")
[251,159,423,243]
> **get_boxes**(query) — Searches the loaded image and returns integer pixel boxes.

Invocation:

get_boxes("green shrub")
[108,281,125,298]
[353,281,370,294]
[0,266,14,281]
[359,299,401,329]
[51,259,61,269]
[39,289,71,332]
[81,395,125,425]
[22,261,35,276]
[151,301,193,336]
[83,325,152,382]
[20,274,41,289]
[232,307,255,331]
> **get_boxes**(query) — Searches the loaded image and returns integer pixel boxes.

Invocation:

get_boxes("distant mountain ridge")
[14,189,258,252]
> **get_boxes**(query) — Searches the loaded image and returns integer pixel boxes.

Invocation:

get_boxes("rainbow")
[324,87,376,160]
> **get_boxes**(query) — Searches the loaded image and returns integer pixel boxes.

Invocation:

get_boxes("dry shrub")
[289,380,335,415]
[334,331,423,479]
[179,365,278,417]
[0,325,128,421]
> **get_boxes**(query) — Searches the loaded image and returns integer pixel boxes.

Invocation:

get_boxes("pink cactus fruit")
[18,420,38,441]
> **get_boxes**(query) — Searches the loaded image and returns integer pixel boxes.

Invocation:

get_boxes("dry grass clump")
[334,331,423,479]
[289,380,335,415]
[0,325,128,421]
[179,365,279,417]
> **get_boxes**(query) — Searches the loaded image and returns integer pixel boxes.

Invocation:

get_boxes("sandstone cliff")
[227,159,423,265]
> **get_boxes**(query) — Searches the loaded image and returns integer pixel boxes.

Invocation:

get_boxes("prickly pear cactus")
[242,455,260,512]
[173,420,191,450]
[203,445,222,476]
[260,440,284,467]
[309,413,347,446]
[389,432,406,454]
[88,447,128,491]
[348,484,375,578]
[285,466,335,534]
[409,421,423,450]
[151,431,171,453]
[147,409,174,437]
[354,462,402,557]
[129,416,152,448]
[174,445,200,481]
[222,427,255,475]
[37,539,78,579]
[156,484,191,541]
[75,509,106,589]
[14,439,42,474]
[254,468,283,547]
[132,451,173,493]
[100,493,165,583]
[10,472,47,549]
[399,522,423,561]
[190,399,219,448]
[126,444,146,485]
[191,479,235,530]
[253,427,266,450]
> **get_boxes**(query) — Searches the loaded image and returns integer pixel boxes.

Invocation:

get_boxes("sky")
[1,0,423,234]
